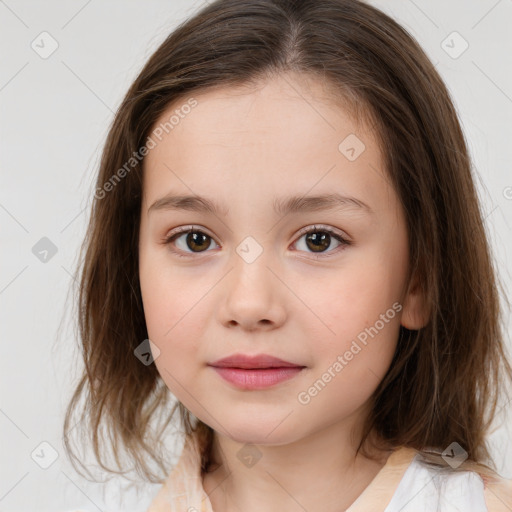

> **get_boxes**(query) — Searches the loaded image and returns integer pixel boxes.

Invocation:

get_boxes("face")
[138,72,419,446]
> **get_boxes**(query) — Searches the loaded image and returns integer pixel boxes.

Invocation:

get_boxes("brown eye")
[183,231,211,252]
[305,231,332,252]
[294,226,350,256]
[164,228,219,257]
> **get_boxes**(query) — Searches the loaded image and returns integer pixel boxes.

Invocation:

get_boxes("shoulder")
[384,452,505,512]
[482,473,512,512]
[398,449,512,512]
[419,460,512,512]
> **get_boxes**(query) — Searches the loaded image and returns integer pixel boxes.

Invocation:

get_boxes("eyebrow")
[147,192,373,217]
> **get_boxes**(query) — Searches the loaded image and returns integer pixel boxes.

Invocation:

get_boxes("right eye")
[163,226,220,258]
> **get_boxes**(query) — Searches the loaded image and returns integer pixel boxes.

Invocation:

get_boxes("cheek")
[298,261,401,340]
[140,246,197,336]
[143,283,206,397]
[139,254,221,397]
[141,279,201,347]
[297,293,400,420]
[293,255,402,389]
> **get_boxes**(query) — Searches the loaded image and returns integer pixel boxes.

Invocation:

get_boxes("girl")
[64,0,512,510]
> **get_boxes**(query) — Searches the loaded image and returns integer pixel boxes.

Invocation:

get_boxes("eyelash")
[162,225,351,259]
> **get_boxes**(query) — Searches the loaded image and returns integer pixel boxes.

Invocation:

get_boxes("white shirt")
[383,453,488,511]
[147,432,512,511]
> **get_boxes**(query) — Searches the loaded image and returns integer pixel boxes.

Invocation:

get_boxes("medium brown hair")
[63,0,512,483]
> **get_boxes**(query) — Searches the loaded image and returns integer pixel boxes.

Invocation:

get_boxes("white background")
[1,0,511,510]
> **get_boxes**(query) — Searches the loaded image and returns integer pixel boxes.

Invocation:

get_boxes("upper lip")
[209,353,304,369]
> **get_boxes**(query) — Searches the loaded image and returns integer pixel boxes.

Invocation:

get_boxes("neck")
[202,417,392,512]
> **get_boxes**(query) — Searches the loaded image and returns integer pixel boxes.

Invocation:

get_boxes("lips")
[208,353,306,390]
[208,353,304,369]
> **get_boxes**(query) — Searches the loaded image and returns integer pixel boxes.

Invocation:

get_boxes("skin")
[138,71,428,512]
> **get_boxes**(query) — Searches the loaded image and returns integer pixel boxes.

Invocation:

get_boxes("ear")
[400,272,430,330]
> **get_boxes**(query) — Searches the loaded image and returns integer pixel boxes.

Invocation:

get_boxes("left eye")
[293,226,350,255]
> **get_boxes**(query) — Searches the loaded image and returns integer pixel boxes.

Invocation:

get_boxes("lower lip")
[211,366,304,390]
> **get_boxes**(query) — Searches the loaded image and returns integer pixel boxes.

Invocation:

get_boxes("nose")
[219,249,287,332]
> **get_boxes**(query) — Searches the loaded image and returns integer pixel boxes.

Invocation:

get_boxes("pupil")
[187,232,210,252]
[306,232,330,252]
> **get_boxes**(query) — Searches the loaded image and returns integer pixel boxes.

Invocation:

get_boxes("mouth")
[209,353,305,369]
[208,353,306,390]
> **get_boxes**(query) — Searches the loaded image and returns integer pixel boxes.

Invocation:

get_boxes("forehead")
[149,72,371,141]
[142,72,390,212]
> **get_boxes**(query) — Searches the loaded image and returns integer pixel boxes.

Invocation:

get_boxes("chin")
[217,417,302,447]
